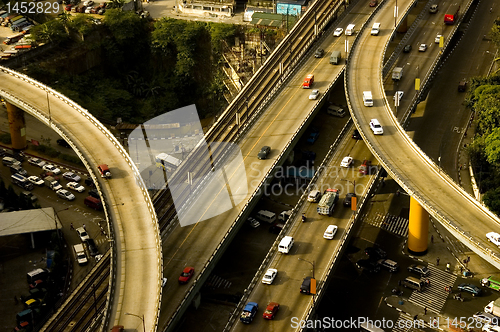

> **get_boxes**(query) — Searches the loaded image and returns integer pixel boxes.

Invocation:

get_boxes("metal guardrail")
[0,65,162,332]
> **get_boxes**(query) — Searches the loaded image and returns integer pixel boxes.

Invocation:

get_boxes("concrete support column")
[5,102,27,150]
[397,16,408,33]
[408,196,429,255]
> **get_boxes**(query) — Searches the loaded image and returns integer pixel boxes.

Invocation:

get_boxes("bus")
[11,174,34,190]
[3,32,24,45]
[155,153,182,172]
[481,276,500,291]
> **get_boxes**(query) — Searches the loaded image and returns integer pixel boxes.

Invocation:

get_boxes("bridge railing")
[0,65,163,332]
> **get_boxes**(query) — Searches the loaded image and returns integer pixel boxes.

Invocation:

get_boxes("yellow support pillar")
[5,102,27,150]
[408,196,429,255]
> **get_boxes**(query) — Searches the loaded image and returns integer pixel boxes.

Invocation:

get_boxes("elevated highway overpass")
[345,0,500,270]
[0,66,162,331]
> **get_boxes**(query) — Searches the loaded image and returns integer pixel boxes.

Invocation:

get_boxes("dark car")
[300,276,313,294]
[458,283,481,296]
[269,222,284,234]
[343,193,355,207]
[57,139,71,148]
[85,238,99,256]
[365,246,387,259]
[257,146,271,160]
[89,189,100,199]
[85,178,96,188]
[369,0,378,6]
[403,44,412,53]
[314,48,325,58]
[458,80,467,92]
[356,259,380,273]
[352,129,361,140]
[178,267,195,284]
[407,264,430,277]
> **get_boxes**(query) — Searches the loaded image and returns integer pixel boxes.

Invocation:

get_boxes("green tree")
[103,9,145,45]
[485,128,500,166]
[29,20,68,44]
[484,187,500,216]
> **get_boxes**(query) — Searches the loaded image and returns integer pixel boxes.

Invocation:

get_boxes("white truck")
[278,210,292,222]
[485,298,500,317]
[44,176,62,191]
[73,244,88,265]
[317,189,339,216]
[392,67,403,81]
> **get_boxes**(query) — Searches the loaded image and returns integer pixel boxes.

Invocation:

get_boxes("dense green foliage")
[25,10,236,124]
[466,20,500,214]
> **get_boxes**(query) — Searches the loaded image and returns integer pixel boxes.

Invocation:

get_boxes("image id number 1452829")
[7,2,60,14]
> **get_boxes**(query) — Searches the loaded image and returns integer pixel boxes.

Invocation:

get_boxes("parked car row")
[65,2,106,14]
[2,152,104,209]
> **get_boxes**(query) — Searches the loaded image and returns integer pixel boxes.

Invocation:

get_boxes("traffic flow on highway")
[1,0,499,329]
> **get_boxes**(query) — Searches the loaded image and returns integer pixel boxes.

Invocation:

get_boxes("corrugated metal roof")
[0,207,62,237]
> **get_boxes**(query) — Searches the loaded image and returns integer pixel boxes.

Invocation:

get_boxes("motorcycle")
[392,287,403,296]
[302,214,306,222]
[453,293,464,302]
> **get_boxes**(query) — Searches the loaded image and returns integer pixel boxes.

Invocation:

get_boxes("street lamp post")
[125,312,145,332]
[46,89,51,124]
[298,258,315,278]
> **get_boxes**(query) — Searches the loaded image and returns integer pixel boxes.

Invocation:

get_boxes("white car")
[418,43,427,52]
[247,217,260,228]
[340,156,353,167]
[323,225,338,239]
[262,268,278,284]
[369,119,384,135]
[63,171,81,182]
[435,34,442,44]
[76,227,90,241]
[333,28,343,36]
[393,91,404,103]
[28,175,44,186]
[67,182,85,193]
[486,232,500,247]
[83,0,94,6]
[28,157,46,167]
[309,89,320,100]
[85,6,93,13]
[57,189,75,201]
[43,164,61,175]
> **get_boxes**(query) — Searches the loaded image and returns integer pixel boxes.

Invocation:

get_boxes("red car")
[263,302,279,319]
[359,160,372,175]
[178,267,195,284]
[64,4,73,10]
[369,0,378,6]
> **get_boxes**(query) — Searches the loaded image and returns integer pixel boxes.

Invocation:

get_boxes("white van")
[346,24,355,35]
[327,105,346,117]
[256,210,276,224]
[363,91,373,106]
[307,190,321,202]
[278,236,294,253]
[74,244,88,265]
[371,22,381,35]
